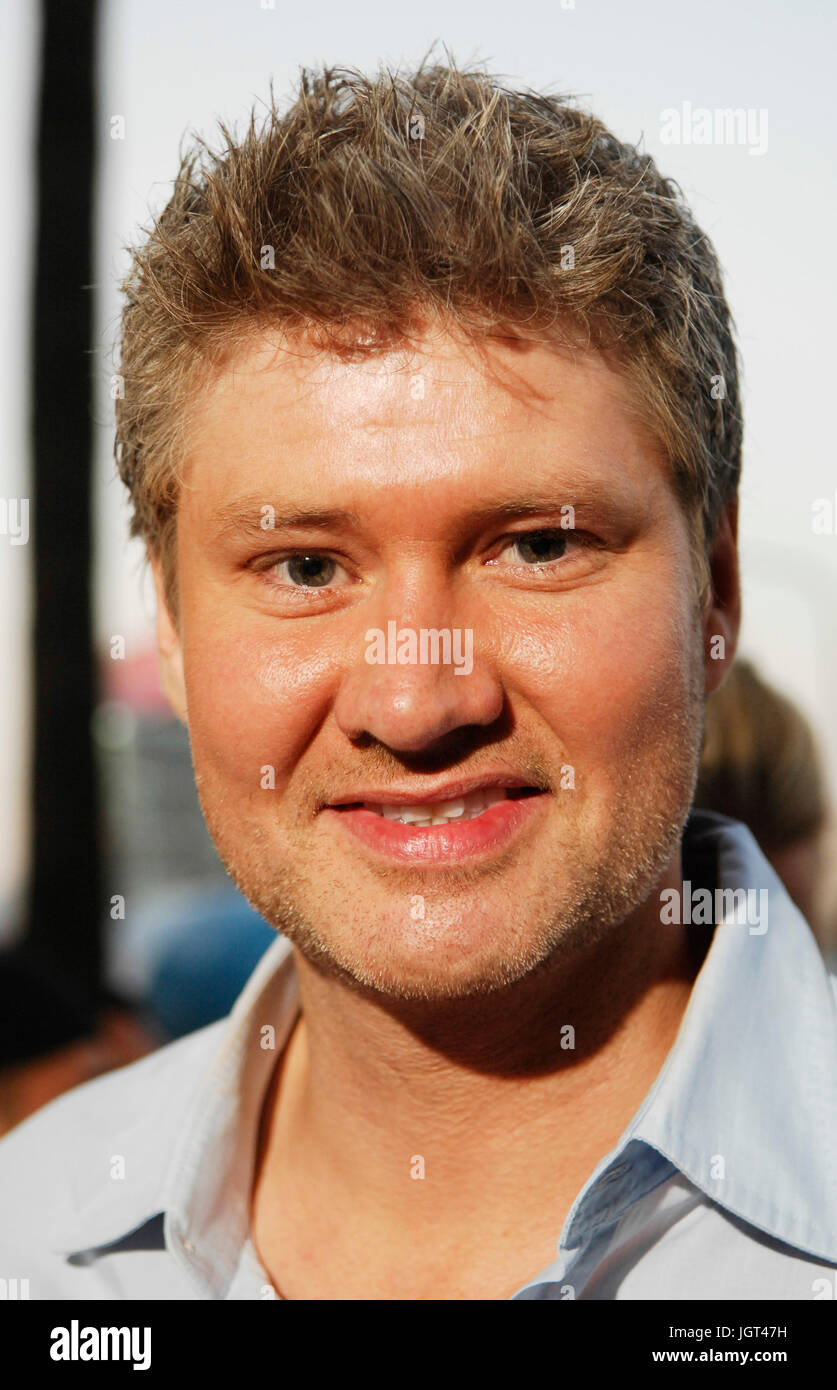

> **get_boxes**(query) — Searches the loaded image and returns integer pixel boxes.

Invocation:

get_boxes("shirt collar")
[53,812,837,1283]
[563,811,837,1263]
[159,933,300,1295]
[50,930,299,1294]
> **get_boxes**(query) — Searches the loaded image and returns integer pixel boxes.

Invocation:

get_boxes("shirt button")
[183,1240,195,1253]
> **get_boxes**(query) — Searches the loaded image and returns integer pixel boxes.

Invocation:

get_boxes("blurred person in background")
[694,658,833,950]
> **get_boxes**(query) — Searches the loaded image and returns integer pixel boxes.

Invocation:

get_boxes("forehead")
[181,324,672,515]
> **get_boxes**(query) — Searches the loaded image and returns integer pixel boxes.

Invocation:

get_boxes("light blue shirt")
[0,812,835,1299]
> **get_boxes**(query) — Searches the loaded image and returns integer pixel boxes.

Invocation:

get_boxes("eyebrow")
[210,479,645,541]
[211,500,366,540]
[464,486,643,526]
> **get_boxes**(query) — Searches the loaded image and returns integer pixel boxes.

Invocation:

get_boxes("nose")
[333,599,504,754]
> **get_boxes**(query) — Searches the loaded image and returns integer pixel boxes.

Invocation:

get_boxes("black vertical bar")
[26,0,100,1017]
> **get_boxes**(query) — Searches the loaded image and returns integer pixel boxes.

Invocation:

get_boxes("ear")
[149,553,188,724]
[702,497,741,696]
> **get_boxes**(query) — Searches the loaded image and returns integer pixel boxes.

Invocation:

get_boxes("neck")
[250,847,713,1294]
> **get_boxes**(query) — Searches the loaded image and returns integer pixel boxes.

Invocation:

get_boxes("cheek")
[502,574,698,767]
[181,620,338,790]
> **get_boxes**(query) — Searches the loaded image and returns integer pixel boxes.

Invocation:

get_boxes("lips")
[323,782,547,864]
[327,774,542,810]
[357,786,536,825]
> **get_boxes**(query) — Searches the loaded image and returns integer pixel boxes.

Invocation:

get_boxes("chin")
[288,907,564,1002]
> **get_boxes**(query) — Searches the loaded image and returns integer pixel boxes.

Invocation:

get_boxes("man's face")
[154,324,737,1000]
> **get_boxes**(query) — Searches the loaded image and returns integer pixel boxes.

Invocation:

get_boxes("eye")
[502,529,570,565]
[485,525,606,585]
[493,527,584,567]
[269,553,349,588]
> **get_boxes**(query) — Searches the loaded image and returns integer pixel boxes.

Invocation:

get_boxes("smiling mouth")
[334,786,541,826]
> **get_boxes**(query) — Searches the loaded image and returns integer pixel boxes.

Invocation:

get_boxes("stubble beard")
[192,661,705,1005]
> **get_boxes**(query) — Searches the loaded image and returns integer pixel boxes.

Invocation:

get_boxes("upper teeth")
[363,788,509,825]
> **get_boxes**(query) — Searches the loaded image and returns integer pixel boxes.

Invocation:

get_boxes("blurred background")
[1,0,835,1132]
